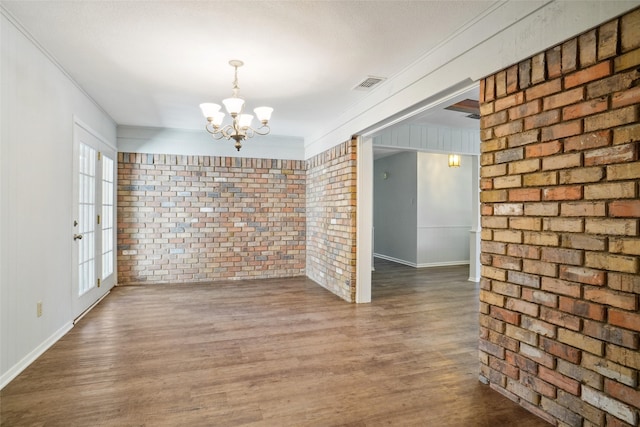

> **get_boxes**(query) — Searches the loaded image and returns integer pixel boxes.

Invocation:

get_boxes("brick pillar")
[478,8,640,427]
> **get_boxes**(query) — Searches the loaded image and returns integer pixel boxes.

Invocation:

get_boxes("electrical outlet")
[37,301,43,317]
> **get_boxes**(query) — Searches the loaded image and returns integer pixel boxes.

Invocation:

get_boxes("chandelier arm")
[252,124,271,136]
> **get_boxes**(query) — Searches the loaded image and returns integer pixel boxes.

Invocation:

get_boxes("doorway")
[71,120,116,319]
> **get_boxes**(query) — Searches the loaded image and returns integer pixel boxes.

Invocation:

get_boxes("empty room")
[1,1,639,426]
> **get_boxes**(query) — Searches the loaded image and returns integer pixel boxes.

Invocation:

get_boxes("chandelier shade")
[199,60,273,151]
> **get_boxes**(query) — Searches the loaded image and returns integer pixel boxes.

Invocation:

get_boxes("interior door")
[72,121,116,319]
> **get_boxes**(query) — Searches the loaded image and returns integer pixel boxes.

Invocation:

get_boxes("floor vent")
[353,76,386,91]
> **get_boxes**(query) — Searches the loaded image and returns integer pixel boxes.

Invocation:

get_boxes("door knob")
[73,234,83,241]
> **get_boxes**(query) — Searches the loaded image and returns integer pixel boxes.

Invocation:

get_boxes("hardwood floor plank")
[1,260,550,426]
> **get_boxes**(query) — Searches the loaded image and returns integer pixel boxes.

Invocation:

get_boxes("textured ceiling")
[1,0,489,139]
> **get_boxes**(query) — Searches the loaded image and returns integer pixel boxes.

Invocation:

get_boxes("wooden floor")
[1,260,550,426]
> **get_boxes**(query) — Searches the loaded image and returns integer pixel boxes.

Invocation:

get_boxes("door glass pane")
[78,143,96,296]
[102,155,114,279]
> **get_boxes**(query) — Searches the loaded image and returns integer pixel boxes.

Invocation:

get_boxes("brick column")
[478,8,640,427]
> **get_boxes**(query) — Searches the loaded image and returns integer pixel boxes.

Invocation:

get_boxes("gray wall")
[373,152,418,265]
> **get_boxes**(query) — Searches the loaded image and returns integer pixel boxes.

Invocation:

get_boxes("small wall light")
[448,154,461,168]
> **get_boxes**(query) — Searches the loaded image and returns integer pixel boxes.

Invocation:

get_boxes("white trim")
[73,116,118,152]
[374,253,469,269]
[355,136,372,303]
[0,321,73,390]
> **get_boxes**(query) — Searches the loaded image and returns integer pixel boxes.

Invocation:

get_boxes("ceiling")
[1,0,486,143]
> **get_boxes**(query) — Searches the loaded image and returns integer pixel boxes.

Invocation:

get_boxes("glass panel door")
[72,122,116,319]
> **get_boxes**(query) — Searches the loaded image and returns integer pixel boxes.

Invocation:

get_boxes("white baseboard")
[374,253,470,269]
[0,321,73,390]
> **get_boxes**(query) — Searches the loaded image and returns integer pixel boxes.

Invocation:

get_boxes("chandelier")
[199,60,273,151]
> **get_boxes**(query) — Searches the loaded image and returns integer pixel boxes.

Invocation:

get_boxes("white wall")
[118,125,305,160]
[0,12,116,388]
[416,153,472,267]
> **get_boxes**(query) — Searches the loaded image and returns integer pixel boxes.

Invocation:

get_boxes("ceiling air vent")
[466,113,481,120]
[353,76,386,91]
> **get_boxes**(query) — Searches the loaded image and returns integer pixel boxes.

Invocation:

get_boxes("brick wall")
[478,8,640,427]
[306,138,358,302]
[117,153,306,284]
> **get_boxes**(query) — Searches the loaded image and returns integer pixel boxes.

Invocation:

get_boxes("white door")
[72,122,116,319]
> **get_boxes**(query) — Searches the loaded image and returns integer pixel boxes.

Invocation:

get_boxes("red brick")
[561,234,607,252]
[508,130,539,147]
[509,158,540,174]
[563,130,611,152]
[610,237,640,256]
[558,265,605,285]
[612,85,640,109]
[506,350,538,374]
[579,30,597,67]
[505,297,539,317]
[524,110,561,130]
[541,120,582,142]
[489,355,519,379]
[519,59,532,89]
[495,70,507,97]
[606,158,640,181]
[541,247,583,265]
[620,8,640,52]
[615,47,640,72]
[494,120,524,138]
[598,19,619,61]
[538,366,580,395]
[508,188,542,202]
[479,338,505,359]
[558,296,605,320]
[604,378,640,409]
[541,278,581,298]
[506,64,519,94]
[559,167,605,184]
[585,105,639,132]
[525,141,562,158]
[481,110,508,128]
[544,87,584,110]
[588,69,640,99]
[526,78,561,100]
[507,244,541,260]
[563,97,609,121]
[546,46,562,78]
[521,288,557,307]
[562,39,578,73]
[610,200,640,217]
[609,309,640,333]
[564,61,612,88]
[531,52,546,84]
[479,79,486,103]
[485,75,495,102]
[560,200,606,216]
[540,336,581,363]
[490,306,521,325]
[583,319,639,349]
[495,92,524,112]
[584,287,638,310]
[509,100,541,120]
[584,182,636,200]
[585,251,638,274]
[522,259,556,277]
[542,186,582,201]
[541,153,581,170]
[523,171,557,187]
[540,306,581,331]
[584,143,637,166]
